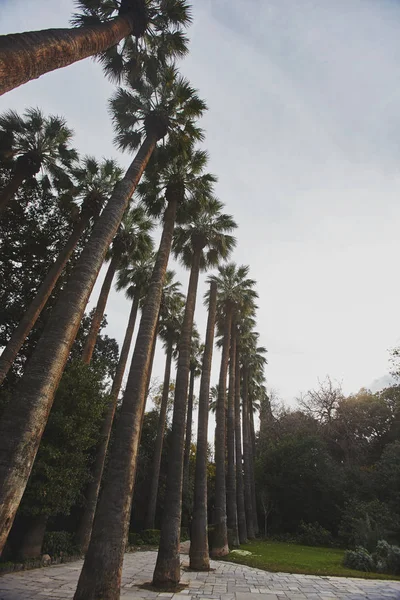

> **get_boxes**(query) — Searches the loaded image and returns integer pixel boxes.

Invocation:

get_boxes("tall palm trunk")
[226,323,238,547]
[145,338,173,530]
[0,171,25,213]
[0,13,138,97]
[248,401,259,535]
[81,255,119,364]
[211,305,233,558]
[235,345,247,544]
[0,214,89,385]
[182,365,195,526]
[0,135,156,555]
[242,366,255,539]
[153,246,202,586]
[73,195,178,600]
[189,282,217,570]
[76,293,140,553]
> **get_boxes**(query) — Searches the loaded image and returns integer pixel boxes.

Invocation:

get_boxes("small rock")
[41,554,51,566]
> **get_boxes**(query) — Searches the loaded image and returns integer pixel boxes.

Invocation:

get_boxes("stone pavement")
[1,550,400,600]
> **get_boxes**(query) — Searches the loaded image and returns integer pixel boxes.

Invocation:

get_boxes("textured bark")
[211,306,232,558]
[81,255,118,364]
[145,339,173,531]
[235,345,247,544]
[18,514,48,560]
[0,215,88,385]
[76,294,139,553]
[0,170,25,213]
[0,15,135,96]
[73,196,177,600]
[182,366,195,524]
[249,403,259,535]
[153,248,202,586]
[226,324,239,546]
[0,135,156,555]
[189,282,217,571]
[242,367,255,539]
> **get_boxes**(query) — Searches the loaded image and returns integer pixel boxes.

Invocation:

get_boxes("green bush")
[128,530,160,546]
[180,527,189,542]
[343,546,375,572]
[339,500,398,552]
[297,521,334,547]
[374,540,400,575]
[42,531,78,557]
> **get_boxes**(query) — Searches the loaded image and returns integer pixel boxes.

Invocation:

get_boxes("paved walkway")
[1,551,400,600]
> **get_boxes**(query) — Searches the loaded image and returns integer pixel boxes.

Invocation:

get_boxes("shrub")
[128,533,144,546]
[374,540,400,575]
[42,531,78,557]
[297,521,334,547]
[180,527,189,542]
[343,546,375,572]
[140,530,161,545]
[339,500,398,552]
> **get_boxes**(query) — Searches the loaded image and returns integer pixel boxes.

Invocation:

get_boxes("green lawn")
[223,540,400,580]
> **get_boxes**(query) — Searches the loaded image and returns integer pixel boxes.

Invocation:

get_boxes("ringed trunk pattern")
[73,196,178,600]
[81,255,119,364]
[211,305,233,558]
[189,281,217,571]
[182,366,195,525]
[234,344,248,544]
[0,135,156,555]
[0,15,135,96]
[0,214,89,385]
[153,247,202,586]
[249,401,259,535]
[226,324,239,547]
[76,293,140,553]
[145,339,174,531]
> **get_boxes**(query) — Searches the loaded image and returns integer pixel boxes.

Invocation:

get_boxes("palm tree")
[153,198,236,585]
[182,327,202,526]
[76,249,155,553]
[81,205,153,364]
[0,108,78,213]
[0,156,121,386]
[73,83,206,599]
[0,0,191,96]
[207,263,258,557]
[226,318,239,546]
[234,331,247,544]
[145,273,185,530]
[0,68,202,555]
[189,281,217,570]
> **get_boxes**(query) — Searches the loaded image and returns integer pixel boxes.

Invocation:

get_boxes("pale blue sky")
[1,0,400,411]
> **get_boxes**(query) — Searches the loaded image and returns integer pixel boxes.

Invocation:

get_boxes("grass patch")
[223,540,400,580]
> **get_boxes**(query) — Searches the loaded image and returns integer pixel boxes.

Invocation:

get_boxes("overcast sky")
[1,0,400,413]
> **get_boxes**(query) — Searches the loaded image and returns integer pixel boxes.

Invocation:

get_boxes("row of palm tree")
[0,3,268,599]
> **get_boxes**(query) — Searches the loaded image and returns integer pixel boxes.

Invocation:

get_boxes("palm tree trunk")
[226,323,238,547]
[189,281,217,571]
[153,247,202,586]
[211,305,233,558]
[0,134,156,555]
[73,195,177,600]
[76,293,140,553]
[0,215,89,385]
[81,255,118,364]
[0,14,137,97]
[182,366,195,526]
[242,366,255,539]
[235,345,247,544]
[18,514,48,560]
[145,338,173,531]
[248,402,259,535]
[0,170,25,214]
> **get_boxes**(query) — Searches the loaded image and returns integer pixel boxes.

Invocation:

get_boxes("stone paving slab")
[0,551,400,599]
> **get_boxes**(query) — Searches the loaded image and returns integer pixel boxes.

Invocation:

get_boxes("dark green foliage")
[343,547,375,572]
[42,531,79,557]
[374,540,400,575]
[129,530,161,546]
[19,360,109,518]
[338,500,400,551]
[297,522,334,547]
